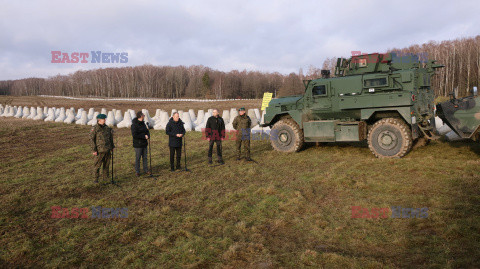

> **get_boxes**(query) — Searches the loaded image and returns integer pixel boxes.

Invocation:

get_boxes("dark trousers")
[208,140,223,160]
[170,146,182,169]
[134,147,148,173]
[93,150,111,180]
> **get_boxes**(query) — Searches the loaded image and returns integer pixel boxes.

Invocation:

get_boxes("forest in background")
[1,35,479,99]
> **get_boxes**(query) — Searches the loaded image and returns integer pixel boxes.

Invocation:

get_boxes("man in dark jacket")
[165,112,186,171]
[131,111,151,176]
[205,109,225,164]
[90,114,115,183]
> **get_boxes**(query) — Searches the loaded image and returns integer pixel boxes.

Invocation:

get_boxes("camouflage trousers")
[235,139,250,158]
[93,150,111,180]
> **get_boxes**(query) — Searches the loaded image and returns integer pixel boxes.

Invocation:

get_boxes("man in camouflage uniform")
[90,114,115,183]
[232,107,252,161]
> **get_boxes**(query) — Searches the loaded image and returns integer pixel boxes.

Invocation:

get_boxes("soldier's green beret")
[97,114,107,119]
[239,107,245,111]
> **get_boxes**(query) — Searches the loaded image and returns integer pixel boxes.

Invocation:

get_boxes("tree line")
[0,65,293,99]
[1,35,479,98]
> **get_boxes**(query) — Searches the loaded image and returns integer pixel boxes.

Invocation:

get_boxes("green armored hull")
[262,52,444,158]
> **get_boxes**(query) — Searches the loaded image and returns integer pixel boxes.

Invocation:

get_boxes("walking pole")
[111,129,118,185]
[110,129,115,185]
[183,133,189,172]
[148,138,157,180]
[111,148,114,184]
[149,138,152,174]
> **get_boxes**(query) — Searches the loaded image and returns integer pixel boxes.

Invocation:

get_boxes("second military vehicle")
[261,52,444,158]
[436,88,480,142]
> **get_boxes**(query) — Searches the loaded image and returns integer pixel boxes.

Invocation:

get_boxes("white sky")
[0,0,479,80]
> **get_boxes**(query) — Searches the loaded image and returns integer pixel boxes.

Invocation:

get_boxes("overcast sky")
[0,0,479,80]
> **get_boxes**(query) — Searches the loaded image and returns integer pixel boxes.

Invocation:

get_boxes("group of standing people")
[89,107,253,183]
[131,110,186,173]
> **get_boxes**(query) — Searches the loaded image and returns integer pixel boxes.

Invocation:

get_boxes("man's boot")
[217,156,224,164]
[176,159,181,170]
[102,174,108,184]
[208,157,213,164]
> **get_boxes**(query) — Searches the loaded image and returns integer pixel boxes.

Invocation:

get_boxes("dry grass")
[0,97,479,268]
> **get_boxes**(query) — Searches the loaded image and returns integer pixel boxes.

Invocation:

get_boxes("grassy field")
[0,97,480,268]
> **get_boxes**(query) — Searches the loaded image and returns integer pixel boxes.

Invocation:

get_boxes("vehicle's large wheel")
[367,118,412,158]
[270,118,304,152]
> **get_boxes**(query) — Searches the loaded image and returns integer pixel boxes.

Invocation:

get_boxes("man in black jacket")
[131,111,151,176]
[165,112,186,171]
[205,109,225,164]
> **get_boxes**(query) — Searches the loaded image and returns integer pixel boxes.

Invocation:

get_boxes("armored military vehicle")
[436,88,480,141]
[261,52,444,158]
